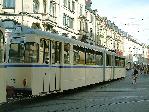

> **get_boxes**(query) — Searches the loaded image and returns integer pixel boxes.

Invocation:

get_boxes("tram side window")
[25,42,39,63]
[95,51,103,65]
[106,54,112,66]
[86,49,95,65]
[39,39,50,64]
[44,40,50,64]
[115,56,120,66]
[51,41,61,64]
[0,32,4,63]
[73,45,85,65]
[9,43,24,63]
[120,58,125,67]
[39,39,44,63]
[73,45,79,65]
[64,43,70,64]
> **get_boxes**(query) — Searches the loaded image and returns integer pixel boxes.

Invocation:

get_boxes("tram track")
[49,97,149,112]
[6,95,149,112]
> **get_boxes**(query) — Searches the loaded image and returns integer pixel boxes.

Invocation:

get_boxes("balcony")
[78,29,88,35]
[42,14,57,24]
[50,0,56,4]
[24,13,42,21]
[78,15,87,20]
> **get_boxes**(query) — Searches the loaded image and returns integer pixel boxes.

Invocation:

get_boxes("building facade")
[0,0,86,39]
[0,0,148,65]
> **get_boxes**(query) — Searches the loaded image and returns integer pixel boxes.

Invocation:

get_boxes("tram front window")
[9,43,24,63]
[0,30,4,63]
[9,42,39,63]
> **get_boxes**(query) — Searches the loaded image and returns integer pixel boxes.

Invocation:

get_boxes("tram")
[3,25,126,97]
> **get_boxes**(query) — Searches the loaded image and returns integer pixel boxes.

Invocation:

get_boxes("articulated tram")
[1,25,126,97]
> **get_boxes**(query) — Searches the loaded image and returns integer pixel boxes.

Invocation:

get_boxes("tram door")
[104,53,113,81]
[50,41,61,91]
[41,40,50,93]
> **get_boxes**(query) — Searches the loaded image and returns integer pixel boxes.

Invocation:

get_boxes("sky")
[92,0,149,44]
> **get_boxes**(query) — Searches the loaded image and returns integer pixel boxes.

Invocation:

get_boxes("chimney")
[85,0,92,6]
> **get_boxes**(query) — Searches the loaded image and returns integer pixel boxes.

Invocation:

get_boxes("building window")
[43,0,46,13]
[80,5,82,15]
[63,13,67,26]
[3,0,15,8]
[67,15,70,26]
[63,13,74,29]
[64,0,67,7]
[72,1,75,12]
[80,21,85,31]
[49,0,56,16]
[69,18,74,28]
[90,28,93,37]
[85,22,88,32]
[68,0,71,10]
[33,0,39,13]
[90,14,93,23]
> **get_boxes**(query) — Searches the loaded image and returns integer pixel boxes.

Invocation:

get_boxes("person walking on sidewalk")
[132,67,138,84]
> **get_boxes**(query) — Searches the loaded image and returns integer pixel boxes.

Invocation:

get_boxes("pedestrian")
[132,68,138,84]
[140,67,144,75]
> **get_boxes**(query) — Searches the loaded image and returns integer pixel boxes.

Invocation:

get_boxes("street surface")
[1,70,149,112]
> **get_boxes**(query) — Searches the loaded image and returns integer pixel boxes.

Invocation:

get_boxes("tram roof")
[21,26,104,52]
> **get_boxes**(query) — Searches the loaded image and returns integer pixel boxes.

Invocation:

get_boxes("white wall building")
[0,0,86,39]
[84,2,96,45]
[123,35,143,65]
